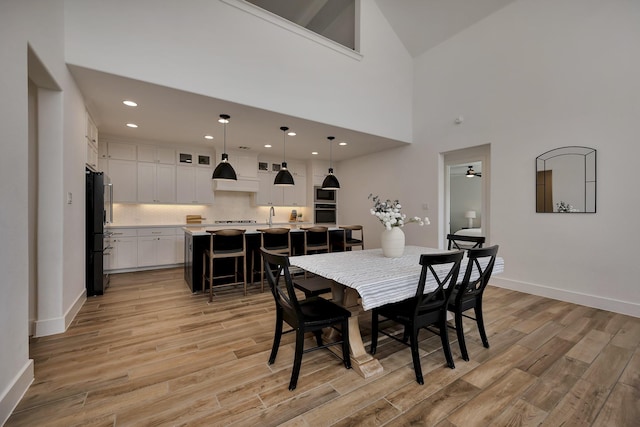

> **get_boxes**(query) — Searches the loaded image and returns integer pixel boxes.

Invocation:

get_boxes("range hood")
[213,178,259,193]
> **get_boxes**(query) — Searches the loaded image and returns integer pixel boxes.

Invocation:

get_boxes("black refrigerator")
[86,169,107,296]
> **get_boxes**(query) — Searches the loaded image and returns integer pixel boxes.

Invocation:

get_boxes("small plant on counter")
[556,201,578,212]
[369,194,430,230]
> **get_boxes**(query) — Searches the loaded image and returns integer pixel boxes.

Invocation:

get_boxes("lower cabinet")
[107,227,183,272]
[110,232,138,270]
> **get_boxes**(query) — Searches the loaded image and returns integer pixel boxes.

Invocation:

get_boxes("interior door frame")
[440,144,490,249]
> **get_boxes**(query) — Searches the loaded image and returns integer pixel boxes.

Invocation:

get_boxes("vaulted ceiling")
[72,1,515,161]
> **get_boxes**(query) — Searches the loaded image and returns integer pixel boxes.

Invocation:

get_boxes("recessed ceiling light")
[311,151,318,155]
[126,123,138,128]
[123,100,138,107]
[204,135,214,140]
[287,132,296,136]
[264,144,272,148]
[339,142,347,146]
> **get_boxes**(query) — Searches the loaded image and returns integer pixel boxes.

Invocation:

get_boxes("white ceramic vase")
[381,227,405,258]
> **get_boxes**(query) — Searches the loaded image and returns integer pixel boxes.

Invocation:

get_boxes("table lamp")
[465,210,476,228]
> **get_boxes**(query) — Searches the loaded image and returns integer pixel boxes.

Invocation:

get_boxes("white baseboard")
[0,359,34,425]
[490,277,640,318]
[34,288,86,337]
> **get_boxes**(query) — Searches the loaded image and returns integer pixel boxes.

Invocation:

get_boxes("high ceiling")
[71,1,514,162]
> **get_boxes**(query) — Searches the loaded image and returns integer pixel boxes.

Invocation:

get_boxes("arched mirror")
[536,146,596,213]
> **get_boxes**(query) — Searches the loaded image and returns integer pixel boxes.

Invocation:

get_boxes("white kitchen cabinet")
[176,165,214,204]
[138,144,175,164]
[108,229,138,270]
[137,162,176,203]
[175,232,185,264]
[86,141,99,170]
[85,113,99,170]
[108,159,138,202]
[137,228,177,267]
[255,159,307,207]
[104,141,137,161]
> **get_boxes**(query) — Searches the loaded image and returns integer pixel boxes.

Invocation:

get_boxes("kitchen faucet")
[269,206,275,227]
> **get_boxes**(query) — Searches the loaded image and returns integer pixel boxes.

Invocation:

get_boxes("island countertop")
[183,223,340,236]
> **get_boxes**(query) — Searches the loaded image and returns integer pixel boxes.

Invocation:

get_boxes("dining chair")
[201,229,247,302]
[252,227,291,292]
[446,234,485,250]
[447,245,499,361]
[261,248,351,390]
[336,225,364,251]
[370,250,465,384]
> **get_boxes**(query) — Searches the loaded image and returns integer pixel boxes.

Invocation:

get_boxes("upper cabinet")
[138,145,175,164]
[254,157,307,207]
[100,139,214,205]
[85,111,99,170]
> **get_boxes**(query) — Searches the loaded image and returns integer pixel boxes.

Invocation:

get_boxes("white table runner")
[290,245,504,311]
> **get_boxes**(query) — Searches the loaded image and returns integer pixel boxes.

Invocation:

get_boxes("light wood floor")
[7,268,640,426]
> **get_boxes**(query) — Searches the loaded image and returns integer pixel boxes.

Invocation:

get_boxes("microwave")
[314,186,336,203]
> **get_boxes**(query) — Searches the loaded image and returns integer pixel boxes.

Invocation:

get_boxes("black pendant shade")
[274,162,295,186]
[274,126,294,186]
[212,153,237,180]
[321,136,340,190]
[212,114,237,181]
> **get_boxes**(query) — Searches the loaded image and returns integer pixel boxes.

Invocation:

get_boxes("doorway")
[442,145,490,247]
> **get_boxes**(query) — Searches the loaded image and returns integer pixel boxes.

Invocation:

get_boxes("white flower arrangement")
[556,201,578,213]
[369,194,430,230]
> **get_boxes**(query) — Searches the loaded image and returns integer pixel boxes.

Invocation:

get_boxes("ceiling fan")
[466,166,482,178]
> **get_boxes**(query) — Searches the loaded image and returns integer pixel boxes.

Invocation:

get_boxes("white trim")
[220,0,363,61]
[34,289,86,337]
[490,277,640,318]
[0,359,34,425]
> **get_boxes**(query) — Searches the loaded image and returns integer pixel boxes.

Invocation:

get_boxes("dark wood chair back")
[446,234,485,250]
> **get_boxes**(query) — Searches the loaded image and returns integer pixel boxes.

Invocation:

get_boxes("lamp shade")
[213,114,237,181]
[465,211,476,219]
[274,127,294,186]
[274,162,294,186]
[321,168,340,190]
[212,153,237,180]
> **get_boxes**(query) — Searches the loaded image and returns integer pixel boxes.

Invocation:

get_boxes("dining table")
[289,245,504,378]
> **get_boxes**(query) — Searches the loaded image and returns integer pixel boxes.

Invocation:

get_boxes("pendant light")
[212,114,237,180]
[321,136,340,190]
[274,126,295,186]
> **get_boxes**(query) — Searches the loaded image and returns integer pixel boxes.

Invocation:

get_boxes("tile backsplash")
[111,192,306,226]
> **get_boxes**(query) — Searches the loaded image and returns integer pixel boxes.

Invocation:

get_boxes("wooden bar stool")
[253,227,291,291]
[338,225,364,251]
[202,229,247,302]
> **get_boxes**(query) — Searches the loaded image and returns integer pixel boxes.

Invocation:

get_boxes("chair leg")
[208,254,214,303]
[201,252,206,293]
[455,310,469,361]
[268,309,283,364]
[289,328,305,391]
[408,325,424,385]
[313,330,323,347]
[475,302,490,348]
[439,314,456,369]
[242,255,247,296]
[342,319,351,369]
[370,309,379,355]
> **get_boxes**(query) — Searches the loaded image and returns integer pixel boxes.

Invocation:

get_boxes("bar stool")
[253,227,291,291]
[302,226,330,255]
[338,225,364,251]
[202,229,247,302]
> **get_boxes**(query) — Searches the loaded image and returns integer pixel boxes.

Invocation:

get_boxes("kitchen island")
[183,224,343,293]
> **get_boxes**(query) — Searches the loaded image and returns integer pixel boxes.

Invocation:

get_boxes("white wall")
[63,0,414,143]
[1,0,89,422]
[340,0,640,316]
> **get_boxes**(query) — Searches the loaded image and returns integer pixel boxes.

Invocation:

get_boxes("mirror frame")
[536,146,597,213]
